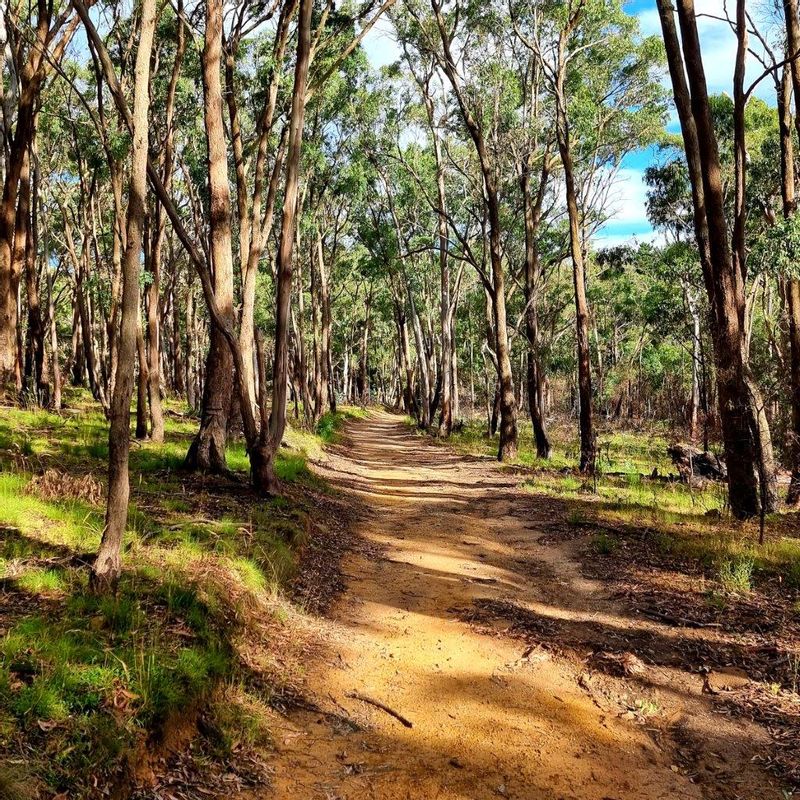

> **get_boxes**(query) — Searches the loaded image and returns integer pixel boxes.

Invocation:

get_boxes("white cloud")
[635,0,782,105]
[589,167,658,246]
[604,167,651,225]
[593,229,666,249]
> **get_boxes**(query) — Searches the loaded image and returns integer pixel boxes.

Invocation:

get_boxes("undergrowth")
[0,391,349,796]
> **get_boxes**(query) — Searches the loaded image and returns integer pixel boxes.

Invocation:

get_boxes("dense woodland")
[5,0,800,794]
[6,0,800,584]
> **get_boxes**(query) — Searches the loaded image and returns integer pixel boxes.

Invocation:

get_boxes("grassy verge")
[0,392,352,798]
[426,416,679,474]
[432,416,800,590]
[314,406,369,445]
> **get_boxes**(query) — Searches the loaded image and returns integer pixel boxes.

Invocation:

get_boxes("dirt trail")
[261,411,779,800]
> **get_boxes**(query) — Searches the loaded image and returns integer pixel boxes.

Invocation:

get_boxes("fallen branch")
[346,691,413,728]
[637,607,722,629]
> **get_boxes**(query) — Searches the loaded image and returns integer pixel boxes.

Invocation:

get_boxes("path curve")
[261,411,778,800]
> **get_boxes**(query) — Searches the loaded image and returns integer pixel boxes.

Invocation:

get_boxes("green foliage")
[717,556,754,594]
[751,213,800,279]
[592,532,619,555]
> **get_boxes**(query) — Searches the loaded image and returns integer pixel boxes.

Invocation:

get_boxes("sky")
[361,0,785,249]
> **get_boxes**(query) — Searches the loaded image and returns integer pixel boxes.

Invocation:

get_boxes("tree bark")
[521,152,552,458]
[781,0,800,505]
[47,261,61,410]
[136,324,149,440]
[91,0,156,592]
[553,33,594,473]
[732,0,778,513]
[22,138,45,403]
[260,0,313,491]
[432,0,516,459]
[185,0,237,473]
[656,0,760,518]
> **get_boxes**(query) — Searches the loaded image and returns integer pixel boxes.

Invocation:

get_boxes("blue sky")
[363,0,783,249]
[597,0,782,247]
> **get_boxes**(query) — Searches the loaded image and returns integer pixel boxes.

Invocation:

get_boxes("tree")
[655,0,763,519]
[91,0,158,591]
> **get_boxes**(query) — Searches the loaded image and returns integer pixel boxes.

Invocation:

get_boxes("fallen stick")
[346,691,413,728]
[637,607,721,629]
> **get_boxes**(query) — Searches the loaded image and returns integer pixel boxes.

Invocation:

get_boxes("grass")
[0,391,349,796]
[717,555,754,594]
[315,406,368,444]
[436,417,678,475]
[591,532,619,555]
[436,415,800,591]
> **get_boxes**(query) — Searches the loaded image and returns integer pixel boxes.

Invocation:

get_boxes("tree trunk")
[554,56,594,473]
[318,231,335,413]
[432,1,516,460]
[657,0,760,518]
[260,0,313,493]
[424,87,452,435]
[521,154,552,458]
[408,282,430,426]
[185,0,238,473]
[146,214,164,441]
[23,143,45,403]
[781,0,800,505]
[47,262,61,410]
[358,317,370,404]
[685,284,701,441]
[732,0,778,513]
[185,280,197,410]
[91,0,156,592]
[171,269,185,396]
[135,323,149,440]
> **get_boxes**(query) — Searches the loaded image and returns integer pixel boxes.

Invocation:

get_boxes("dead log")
[667,444,727,481]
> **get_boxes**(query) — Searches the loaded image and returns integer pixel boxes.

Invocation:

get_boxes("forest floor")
[258,410,797,800]
[2,401,799,799]
[0,393,362,799]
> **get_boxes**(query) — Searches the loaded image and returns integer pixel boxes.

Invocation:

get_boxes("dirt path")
[260,411,780,800]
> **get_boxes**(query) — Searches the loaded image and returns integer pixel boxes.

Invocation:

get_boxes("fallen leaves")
[27,469,103,504]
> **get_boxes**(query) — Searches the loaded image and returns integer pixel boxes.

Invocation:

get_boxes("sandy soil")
[258,411,782,800]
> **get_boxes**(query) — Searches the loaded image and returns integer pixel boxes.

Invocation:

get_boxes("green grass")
[717,555,754,594]
[0,392,335,795]
[438,415,800,590]
[591,532,619,555]
[436,417,678,475]
[314,406,367,444]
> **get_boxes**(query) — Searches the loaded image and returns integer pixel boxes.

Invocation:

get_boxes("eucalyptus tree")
[91,0,158,591]
[778,0,800,504]
[393,34,458,435]
[395,0,522,459]
[655,0,765,519]
[511,0,665,473]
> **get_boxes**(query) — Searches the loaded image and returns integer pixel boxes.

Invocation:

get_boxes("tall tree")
[655,0,761,518]
[91,0,158,590]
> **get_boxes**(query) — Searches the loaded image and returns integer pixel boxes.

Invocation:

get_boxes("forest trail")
[259,411,777,800]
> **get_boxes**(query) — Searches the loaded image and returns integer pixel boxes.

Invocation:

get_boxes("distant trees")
[6,0,800,594]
